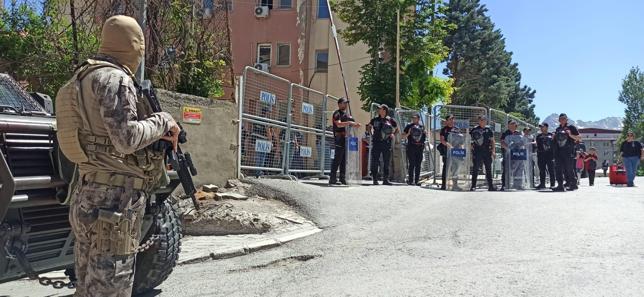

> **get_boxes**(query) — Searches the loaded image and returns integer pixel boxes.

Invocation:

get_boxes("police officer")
[368,104,398,185]
[469,115,496,191]
[329,97,360,185]
[438,114,457,190]
[55,16,180,296]
[402,114,426,186]
[535,122,556,189]
[500,120,521,191]
[553,113,581,191]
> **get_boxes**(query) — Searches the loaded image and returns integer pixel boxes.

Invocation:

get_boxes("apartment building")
[222,0,370,123]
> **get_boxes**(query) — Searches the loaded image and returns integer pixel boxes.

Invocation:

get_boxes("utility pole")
[134,0,147,82]
[395,7,401,108]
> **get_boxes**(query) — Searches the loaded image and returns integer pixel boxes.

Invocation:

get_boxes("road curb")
[177,226,322,265]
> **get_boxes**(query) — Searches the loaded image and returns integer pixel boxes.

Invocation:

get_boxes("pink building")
[224,0,309,85]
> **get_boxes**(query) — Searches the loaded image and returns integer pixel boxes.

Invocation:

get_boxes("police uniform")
[369,114,398,184]
[403,122,426,185]
[439,125,457,190]
[329,107,354,184]
[500,129,522,190]
[554,122,580,191]
[470,125,495,191]
[56,16,175,297]
[535,129,556,188]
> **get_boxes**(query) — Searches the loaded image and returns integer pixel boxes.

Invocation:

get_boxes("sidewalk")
[179,217,321,265]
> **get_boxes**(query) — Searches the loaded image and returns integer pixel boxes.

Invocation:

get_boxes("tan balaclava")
[98,15,144,73]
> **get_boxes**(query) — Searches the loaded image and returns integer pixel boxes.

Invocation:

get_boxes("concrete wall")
[157,89,239,186]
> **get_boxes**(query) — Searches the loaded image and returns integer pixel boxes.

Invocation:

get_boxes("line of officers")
[438,112,581,192]
[329,97,581,192]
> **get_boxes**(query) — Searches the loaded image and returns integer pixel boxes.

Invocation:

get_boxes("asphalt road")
[2,177,644,297]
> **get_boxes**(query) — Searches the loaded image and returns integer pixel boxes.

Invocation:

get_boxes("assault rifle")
[140,80,200,210]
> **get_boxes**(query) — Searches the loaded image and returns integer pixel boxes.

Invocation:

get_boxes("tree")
[333,0,453,110]
[0,0,233,99]
[0,1,98,96]
[443,0,538,124]
[504,65,539,123]
[618,66,644,141]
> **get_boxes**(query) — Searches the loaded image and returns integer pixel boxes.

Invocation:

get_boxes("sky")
[480,0,643,122]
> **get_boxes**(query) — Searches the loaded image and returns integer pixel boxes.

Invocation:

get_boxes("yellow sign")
[182,106,202,124]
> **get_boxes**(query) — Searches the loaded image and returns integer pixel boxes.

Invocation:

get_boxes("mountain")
[541,113,624,130]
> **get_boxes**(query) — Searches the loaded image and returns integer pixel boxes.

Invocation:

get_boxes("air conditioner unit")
[254,63,270,72]
[254,6,269,18]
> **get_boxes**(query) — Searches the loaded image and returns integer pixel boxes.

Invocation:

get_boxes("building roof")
[578,128,622,134]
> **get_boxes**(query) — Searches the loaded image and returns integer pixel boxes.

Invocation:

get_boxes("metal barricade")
[238,67,292,178]
[288,84,328,177]
[431,105,488,186]
[489,108,508,181]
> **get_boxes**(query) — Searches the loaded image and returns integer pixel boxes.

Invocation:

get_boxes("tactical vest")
[410,125,423,143]
[472,129,484,147]
[56,59,166,191]
[374,117,394,141]
[540,134,553,152]
[555,131,568,148]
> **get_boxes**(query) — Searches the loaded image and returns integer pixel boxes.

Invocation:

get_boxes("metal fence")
[239,67,292,178]
[288,84,328,176]
[239,67,346,179]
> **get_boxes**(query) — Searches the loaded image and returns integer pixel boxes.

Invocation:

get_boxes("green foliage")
[443,0,538,124]
[333,0,453,110]
[0,0,228,99]
[0,1,98,96]
[617,66,644,142]
[148,0,228,98]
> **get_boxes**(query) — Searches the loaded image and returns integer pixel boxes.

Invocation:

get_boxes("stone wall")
[157,89,238,186]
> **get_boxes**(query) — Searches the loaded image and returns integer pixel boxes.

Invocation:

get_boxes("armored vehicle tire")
[133,199,182,295]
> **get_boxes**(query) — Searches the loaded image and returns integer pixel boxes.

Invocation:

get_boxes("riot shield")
[504,135,533,190]
[446,130,471,191]
[345,125,362,185]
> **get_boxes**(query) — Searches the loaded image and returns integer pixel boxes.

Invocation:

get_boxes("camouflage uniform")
[56,16,174,297]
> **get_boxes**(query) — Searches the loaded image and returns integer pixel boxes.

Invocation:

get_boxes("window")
[279,0,292,9]
[316,50,329,72]
[260,0,274,9]
[277,44,291,66]
[318,0,330,18]
[257,44,271,65]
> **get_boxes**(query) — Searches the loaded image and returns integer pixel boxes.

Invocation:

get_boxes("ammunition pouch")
[95,202,144,256]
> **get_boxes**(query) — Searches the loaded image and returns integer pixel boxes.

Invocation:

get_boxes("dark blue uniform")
[404,123,426,185]
[553,124,580,190]
[329,109,354,184]
[369,115,398,183]
[470,125,495,190]
[536,132,556,188]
